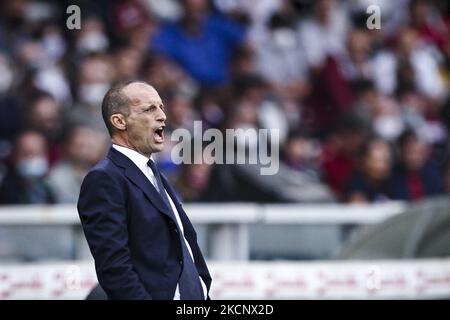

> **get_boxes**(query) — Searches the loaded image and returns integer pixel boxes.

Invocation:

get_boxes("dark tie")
[147,159,205,300]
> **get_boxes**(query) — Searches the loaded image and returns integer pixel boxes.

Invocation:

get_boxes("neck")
[111,136,152,158]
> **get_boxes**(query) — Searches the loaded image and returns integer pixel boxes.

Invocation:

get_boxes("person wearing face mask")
[25,91,64,166]
[75,16,109,55]
[66,54,114,132]
[77,54,113,108]
[254,8,309,100]
[0,131,54,204]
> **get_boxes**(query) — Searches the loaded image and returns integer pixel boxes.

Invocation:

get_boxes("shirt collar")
[112,144,154,171]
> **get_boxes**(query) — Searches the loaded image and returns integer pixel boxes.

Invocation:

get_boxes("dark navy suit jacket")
[77,147,212,299]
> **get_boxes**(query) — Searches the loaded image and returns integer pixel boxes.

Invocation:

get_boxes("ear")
[110,113,127,131]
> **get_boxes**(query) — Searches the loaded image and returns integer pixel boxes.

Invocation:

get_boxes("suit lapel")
[107,147,177,224]
[161,173,196,238]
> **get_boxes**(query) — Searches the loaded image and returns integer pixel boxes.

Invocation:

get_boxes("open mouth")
[154,126,165,143]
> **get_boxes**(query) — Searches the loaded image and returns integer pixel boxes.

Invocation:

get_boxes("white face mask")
[79,83,110,106]
[374,116,404,141]
[271,28,297,49]
[76,32,109,53]
[16,157,49,179]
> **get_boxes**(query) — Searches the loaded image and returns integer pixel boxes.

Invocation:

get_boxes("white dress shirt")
[112,144,207,300]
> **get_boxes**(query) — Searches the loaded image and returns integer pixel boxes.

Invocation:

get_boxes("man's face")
[123,83,166,156]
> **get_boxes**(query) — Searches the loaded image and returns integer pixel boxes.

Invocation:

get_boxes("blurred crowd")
[0,0,449,205]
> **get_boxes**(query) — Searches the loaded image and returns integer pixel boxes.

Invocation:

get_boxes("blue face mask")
[16,157,49,179]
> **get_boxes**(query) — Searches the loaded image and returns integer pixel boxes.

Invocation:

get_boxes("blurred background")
[0,0,449,299]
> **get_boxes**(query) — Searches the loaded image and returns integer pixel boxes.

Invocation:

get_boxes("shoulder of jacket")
[85,158,125,182]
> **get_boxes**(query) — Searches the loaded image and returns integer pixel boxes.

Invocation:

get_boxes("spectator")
[389,129,443,201]
[151,0,246,86]
[114,45,144,82]
[409,0,448,50]
[298,0,349,69]
[281,129,321,179]
[321,115,370,200]
[350,79,378,124]
[371,95,405,142]
[345,138,392,203]
[155,92,201,180]
[0,131,54,204]
[141,54,197,99]
[30,22,72,107]
[253,3,309,100]
[74,15,110,55]
[47,126,108,203]
[174,160,213,203]
[66,53,115,132]
[193,87,226,130]
[75,53,114,109]
[165,91,199,133]
[371,27,445,100]
[231,74,289,143]
[111,0,156,52]
[24,91,63,165]
[338,27,374,82]
[230,44,257,80]
[397,87,445,144]
[303,27,374,135]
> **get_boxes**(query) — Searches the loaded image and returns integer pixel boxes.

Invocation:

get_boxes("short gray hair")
[101,81,133,137]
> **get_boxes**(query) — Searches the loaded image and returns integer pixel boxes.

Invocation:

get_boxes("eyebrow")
[141,103,164,110]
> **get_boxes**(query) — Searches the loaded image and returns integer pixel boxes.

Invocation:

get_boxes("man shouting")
[77,81,211,300]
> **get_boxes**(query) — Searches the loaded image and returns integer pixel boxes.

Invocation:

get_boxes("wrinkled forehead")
[123,82,162,107]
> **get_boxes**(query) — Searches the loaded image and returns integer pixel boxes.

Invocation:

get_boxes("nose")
[156,107,167,122]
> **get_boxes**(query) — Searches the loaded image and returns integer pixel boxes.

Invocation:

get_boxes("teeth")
[155,126,164,142]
